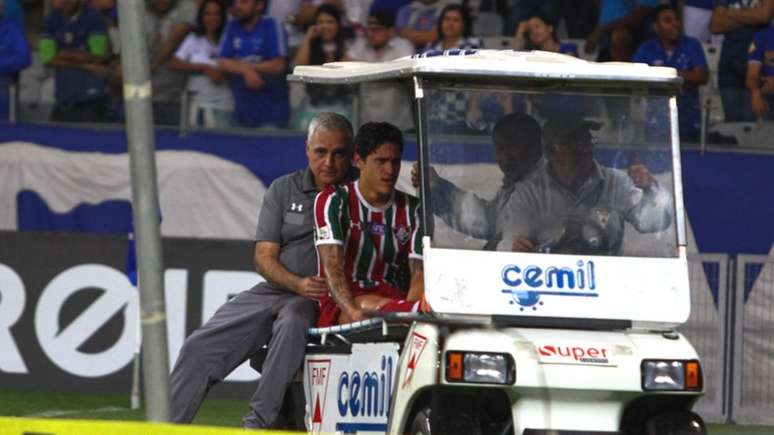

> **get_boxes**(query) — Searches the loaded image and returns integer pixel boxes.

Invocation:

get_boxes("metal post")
[9,83,18,123]
[179,89,190,136]
[117,0,170,422]
[413,76,434,238]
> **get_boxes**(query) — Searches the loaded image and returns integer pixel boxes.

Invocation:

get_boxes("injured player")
[314,121,425,327]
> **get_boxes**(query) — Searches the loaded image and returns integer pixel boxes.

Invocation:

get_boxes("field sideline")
[1,389,773,434]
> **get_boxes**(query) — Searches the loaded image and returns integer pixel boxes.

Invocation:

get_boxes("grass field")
[1,389,773,434]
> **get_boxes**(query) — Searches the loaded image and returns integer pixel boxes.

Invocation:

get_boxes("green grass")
[0,389,245,427]
[1,389,773,434]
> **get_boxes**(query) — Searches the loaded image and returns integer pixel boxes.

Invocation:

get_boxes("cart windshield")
[423,85,678,258]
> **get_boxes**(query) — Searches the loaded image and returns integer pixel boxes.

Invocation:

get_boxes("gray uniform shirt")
[499,162,673,255]
[255,168,322,287]
[255,167,357,288]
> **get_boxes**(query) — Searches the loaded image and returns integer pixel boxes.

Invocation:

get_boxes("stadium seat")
[701,42,721,90]
[473,12,505,37]
[711,121,774,148]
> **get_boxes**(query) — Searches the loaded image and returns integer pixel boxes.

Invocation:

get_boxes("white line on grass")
[24,406,127,418]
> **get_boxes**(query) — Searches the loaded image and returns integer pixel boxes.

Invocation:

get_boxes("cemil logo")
[501,260,597,311]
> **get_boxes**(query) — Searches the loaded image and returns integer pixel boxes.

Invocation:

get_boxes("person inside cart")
[500,114,673,256]
[411,113,543,250]
[314,122,425,326]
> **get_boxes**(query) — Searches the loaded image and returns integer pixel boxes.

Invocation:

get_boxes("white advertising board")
[424,242,691,326]
[304,343,399,434]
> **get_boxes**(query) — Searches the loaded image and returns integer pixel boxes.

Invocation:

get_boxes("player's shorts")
[317,281,418,327]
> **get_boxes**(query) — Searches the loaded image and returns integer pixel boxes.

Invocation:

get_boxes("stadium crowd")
[1,0,773,137]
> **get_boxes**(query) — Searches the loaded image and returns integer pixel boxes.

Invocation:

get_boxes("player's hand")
[346,307,367,323]
[295,276,329,300]
[512,236,534,252]
[244,69,264,90]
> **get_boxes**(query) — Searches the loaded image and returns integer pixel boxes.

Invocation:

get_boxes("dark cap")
[543,114,602,147]
[368,9,396,28]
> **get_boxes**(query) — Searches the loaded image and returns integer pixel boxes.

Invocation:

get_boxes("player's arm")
[318,244,363,320]
[406,259,424,302]
[315,188,365,321]
[254,242,328,299]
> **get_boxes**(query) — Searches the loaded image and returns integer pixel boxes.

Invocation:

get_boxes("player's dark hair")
[493,113,542,158]
[354,122,404,159]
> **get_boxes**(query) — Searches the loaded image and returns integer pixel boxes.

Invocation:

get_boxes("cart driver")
[499,114,673,256]
[411,113,544,250]
[314,122,425,326]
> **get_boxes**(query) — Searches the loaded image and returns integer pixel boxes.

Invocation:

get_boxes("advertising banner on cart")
[0,231,261,397]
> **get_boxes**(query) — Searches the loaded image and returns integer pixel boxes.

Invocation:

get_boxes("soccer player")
[314,122,424,327]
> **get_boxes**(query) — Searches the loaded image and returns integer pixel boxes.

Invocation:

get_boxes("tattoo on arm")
[319,244,357,312]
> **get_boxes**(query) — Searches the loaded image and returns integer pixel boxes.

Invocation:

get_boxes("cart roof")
[289,49,681,88]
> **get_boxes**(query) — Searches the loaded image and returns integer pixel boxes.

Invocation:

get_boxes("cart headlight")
[446,351,514,385]
[641,359,702,391]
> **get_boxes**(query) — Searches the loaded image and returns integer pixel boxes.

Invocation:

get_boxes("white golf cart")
[290,50,705,435]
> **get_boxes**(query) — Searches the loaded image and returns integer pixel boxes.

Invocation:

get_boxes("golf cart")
[290,49,705,435]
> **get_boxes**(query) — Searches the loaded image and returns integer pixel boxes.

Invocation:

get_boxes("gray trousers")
[169,282,317,428]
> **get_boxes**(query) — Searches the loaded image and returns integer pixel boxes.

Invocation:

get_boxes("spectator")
[169,0,235,128]
[511,15,581,118]
[89,0,122,122]
[2,0,22,30]
[219,0,289,128]
[424,3,481,51]
[0,0,30,122]
[710,0,774,121]
[746,25,774,120]
[396,0,453,51]
[145,0,199,125]
[423,4,481,133]
[683,0,715,43]
[40,0,110,123]
[349,9,415,130]
[507,0,558,36]
[586,0,659,62]
[634,5,708,142]
[292,3,353,129]
[513,15,579,56]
